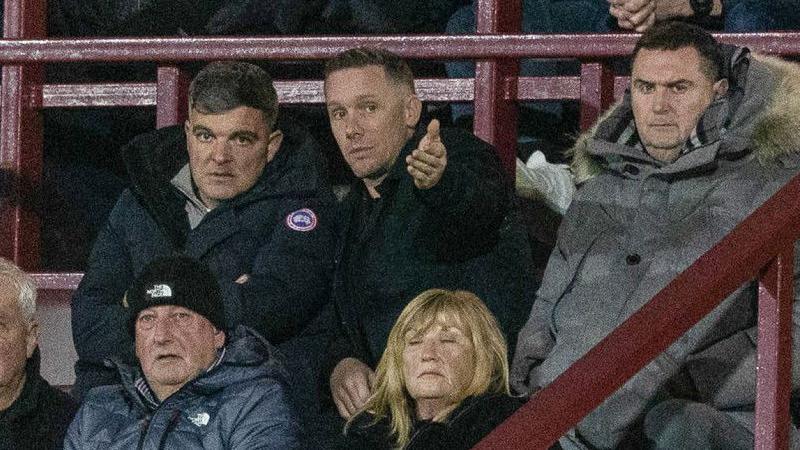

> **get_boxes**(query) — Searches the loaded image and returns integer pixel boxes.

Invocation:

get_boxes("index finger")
[354,371,372,404]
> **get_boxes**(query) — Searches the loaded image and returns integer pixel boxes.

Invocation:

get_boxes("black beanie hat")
[125,256,226,334]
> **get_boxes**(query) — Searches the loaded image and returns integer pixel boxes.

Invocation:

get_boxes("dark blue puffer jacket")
[65,326,301,449]
[71,120,338,399]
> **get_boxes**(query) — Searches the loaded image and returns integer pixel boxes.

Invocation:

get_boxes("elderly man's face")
[0,277,37,405]
[325,65,421,181]
[631,46,728,162]
[402,322,475,419]
[135,305,225,400]
[185,106,283,209]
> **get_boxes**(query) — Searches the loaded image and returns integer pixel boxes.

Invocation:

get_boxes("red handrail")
[1,33,800,62]
[4,32,799,269]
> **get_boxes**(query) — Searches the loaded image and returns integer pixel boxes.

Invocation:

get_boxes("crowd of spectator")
[1,0,796,271]
[1,2,799,449]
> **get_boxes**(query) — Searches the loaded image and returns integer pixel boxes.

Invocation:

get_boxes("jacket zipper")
[157,410,182,450]
[137,416,151,450]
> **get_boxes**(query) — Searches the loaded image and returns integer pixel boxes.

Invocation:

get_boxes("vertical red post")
[0,0,46,269]
[156,66,190,128]
[474,0,521,176]
[579,62,615,131]
[755,249,794,450]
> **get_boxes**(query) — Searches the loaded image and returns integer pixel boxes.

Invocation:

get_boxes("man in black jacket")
[71,61,338,410]
[323,48,536,419]
[0,257,78,450]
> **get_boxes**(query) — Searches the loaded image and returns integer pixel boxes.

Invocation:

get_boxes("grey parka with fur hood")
[510,48,800,448]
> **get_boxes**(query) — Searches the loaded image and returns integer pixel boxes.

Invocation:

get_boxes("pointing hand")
[406,119,447,189]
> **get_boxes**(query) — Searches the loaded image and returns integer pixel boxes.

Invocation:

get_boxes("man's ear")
[404,94,422,129]
[25,320,39,359]
[713,78,729,99]
[184,119,191,135]
[265,130,284,163]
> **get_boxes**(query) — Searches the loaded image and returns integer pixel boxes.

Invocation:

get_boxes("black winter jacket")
[328,126,537,373]
[344,394,526,449]
[0,351,78,450]
[71,121,337,398]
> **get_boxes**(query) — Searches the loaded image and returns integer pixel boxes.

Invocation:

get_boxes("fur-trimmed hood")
[570,47,800,184]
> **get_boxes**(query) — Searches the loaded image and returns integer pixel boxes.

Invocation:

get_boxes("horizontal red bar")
[38,76,628,108]
[0,33,799,64]
[31,273,82,290]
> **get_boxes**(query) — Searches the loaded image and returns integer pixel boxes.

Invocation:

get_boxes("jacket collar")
[571,47,800,182]
[111,326,287,409]
[0,352,44,423]
[584,48,747,177]
[122,120,324,249]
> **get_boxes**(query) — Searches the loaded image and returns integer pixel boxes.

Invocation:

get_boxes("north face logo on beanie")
[146,284,173,299]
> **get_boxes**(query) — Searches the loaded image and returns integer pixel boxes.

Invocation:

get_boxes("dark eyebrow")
[665,80,693,88]
[191,125,213,134]
[632,78,693,88]
[229,130,259,141]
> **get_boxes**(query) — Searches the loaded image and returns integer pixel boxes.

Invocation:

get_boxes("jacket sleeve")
[63,404,91,450]
[238,195,337,344]
[414,128,510,249]
[228,380,302,449]
[70,194,136,399]
[687,239,800,406]
[509,243,564,394]
[318,299,373,404]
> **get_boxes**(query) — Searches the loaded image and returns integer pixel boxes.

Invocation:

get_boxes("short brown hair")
[633,21,723,82]
[324,47,415,92]
[188,61,279,130]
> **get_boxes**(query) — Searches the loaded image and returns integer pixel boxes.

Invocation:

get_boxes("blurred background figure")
[0,257,78,450]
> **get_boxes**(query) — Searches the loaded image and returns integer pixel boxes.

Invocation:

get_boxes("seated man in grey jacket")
[510,21,800,449]
[65,256,300,449]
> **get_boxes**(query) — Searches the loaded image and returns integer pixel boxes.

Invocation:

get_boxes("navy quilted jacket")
[65,326,301,449]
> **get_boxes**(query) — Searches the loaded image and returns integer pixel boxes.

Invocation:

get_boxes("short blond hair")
[348,289,509,448]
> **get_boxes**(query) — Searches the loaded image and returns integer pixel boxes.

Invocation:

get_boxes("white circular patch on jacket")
[285,208,317,232]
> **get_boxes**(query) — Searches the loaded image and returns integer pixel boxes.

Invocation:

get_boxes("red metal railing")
[1,0,798,447]
[3,30,800,268]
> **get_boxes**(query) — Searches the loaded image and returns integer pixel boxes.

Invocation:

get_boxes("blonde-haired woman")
[343,288,526,449]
